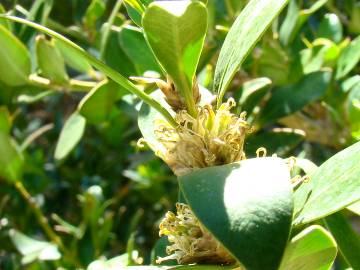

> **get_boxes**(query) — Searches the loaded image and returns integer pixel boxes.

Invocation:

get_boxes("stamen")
[256,147,267,157]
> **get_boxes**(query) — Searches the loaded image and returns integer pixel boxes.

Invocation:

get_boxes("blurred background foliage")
[0,0,359,269]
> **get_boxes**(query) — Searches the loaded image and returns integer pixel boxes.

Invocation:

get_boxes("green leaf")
[0,106,11,134]
[279,225,337,270]
[54,39,94,75]
[121,266,234,270]
[10,229,61,264]
[325,212,360,270]
[245,129,305,157]
[279,0,328,46]
[0,15,176,127]
[36,36,69,84]
[214,0,288,107]
[0,24,31,86]
[238,77,271,106]
[336,35,360,79]
[318,13,343,43]
[0,4,11,30]
[0,131,23,182]
[179,157,293,270]
[55,112,86,161]
[118,25,161,75]
[83,0,105,30]
[257,71,331,125]
[294,141,360,225]
[78,80,124,124]
[142,0,207,116]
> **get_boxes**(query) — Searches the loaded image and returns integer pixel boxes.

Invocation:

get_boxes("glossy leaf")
[238,77,272,112]
[118,25,161,75]
[0,24,31,86]
[0,131,23,182]
[318,13,343,43]
[55,112,86,161]
[54,39,94,75]
[294,141,360,225]
[214,0,288,106]
[257,71,331,125]
[336,35,360,79]
[36,36,69,84]
[142,0,207,116]
[325,212,360,269]
[10,229,61,264]
[347,201,360,215]
[245,129,305,157]
[78,80,123,124]
[179,157,293,270]
[279,225,337,270]
[279,0,328,46]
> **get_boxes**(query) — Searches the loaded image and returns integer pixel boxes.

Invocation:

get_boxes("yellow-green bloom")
[154,98,251,176]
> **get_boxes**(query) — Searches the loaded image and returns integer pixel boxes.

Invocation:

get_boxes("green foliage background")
[0,0,359,269]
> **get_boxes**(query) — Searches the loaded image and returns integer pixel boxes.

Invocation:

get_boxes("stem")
[14,181,81,267]
[100,0,123,60]
[28,74,97,92]
[224,0,235,20]
[0,15,178,128]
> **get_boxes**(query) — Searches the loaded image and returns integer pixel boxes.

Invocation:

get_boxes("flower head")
[154,99,251,176]
[157,203,235,264]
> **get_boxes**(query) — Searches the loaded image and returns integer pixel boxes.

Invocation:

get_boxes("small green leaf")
[0,4,11,30]
[279,225,337,270]
[257,71,331,125]
[0,106,11,134]
[214,0,288,106]
[279,0,328,46]
[179,157,293,270]
[294,141,360,225]
[336,35,360,79]
[54,39,94,75]
[0,131,23,182]
[318,13,343,43]
[0,24,31,86]
[245,129,305,157]
[83,0,105,30]
[78,80,124,124]
[36,36,69,84]
[237,77,272,114]
[325,212,360,270]
[10,229,61,264]
[118,25,161,75]
[142,0,207,116]
[55,112,86,161]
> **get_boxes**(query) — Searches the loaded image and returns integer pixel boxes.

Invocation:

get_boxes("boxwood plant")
[0,0,359,269]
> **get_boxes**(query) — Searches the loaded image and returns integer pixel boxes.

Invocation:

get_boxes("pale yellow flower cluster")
[157,203,236,265]
[154,98,251,176]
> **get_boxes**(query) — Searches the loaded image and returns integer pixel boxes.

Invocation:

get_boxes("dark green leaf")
[214,0,288,106]
[36,36,69,84]
[118,25,161,75]
[318,13,343,43]
[294,141,360,225]
[55,112,86,161]
[325,212,360,269]
[179,157,293,270]
[257,71,331,125]
[78,80,124,124]
[279,225,337,270]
